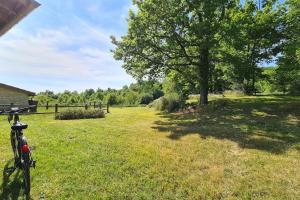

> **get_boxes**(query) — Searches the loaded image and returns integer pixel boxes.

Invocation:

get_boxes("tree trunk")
[252,68,256,95]
[200,86,208,105]
[199,48,209,105]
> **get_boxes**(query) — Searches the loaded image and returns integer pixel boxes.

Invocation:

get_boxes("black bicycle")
[0,106,36,195]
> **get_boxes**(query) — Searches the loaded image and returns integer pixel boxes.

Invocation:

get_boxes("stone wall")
[0,86,29,105]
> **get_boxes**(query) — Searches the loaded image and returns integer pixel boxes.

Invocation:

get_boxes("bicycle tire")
[19,135,31,195]
[10,131,17,158]
[23,162,31,195]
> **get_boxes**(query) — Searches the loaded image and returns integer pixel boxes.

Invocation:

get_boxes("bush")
[165,93,183,112]
[55,109,105,120]
[149,93,184,112]
[150,97,168,111]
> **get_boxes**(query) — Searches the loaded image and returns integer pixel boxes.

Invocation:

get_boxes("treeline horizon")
[36,65,298,107]
[36,80,164,106]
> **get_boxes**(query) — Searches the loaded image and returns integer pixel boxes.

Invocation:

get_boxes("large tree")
[221,0,284,94]
[276,0,300,94]
[112,0,236,105]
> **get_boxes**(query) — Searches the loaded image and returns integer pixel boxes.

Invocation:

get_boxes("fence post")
[55,104,58,113]
[107,103,109,113]
[46,102,49,110]
[85,104,88,110]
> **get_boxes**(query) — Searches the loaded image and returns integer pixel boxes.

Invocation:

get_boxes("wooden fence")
[0,102,109,114]
[43,102,109,114]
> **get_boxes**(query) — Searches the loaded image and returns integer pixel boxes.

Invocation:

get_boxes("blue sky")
[0,0,135,92]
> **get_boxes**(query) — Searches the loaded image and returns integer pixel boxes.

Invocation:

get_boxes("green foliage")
[90,89,104,103]
[112,0,237,104]
[150,93,183,113]
[112,0,298,98]
[165,93,184,112]
[150,97,169,111]
[55,109,105,120]
[222,0,284,95]
[140,93,154,104]
[255,67,277,93]
[36,81,164,106]
[124,90,140,105]
[163,71,190,99]
[105,93,118,105]
[275,0,300,95]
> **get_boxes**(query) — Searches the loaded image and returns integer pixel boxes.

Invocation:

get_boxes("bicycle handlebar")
[1,105,36,115]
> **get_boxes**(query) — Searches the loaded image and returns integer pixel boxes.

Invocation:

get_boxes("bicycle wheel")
[23,162,31,195]
[20,136,31,195]
[10,131,17,157]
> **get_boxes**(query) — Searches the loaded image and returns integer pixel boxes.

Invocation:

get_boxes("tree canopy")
[112,0,299,103]
[112,0,238,104]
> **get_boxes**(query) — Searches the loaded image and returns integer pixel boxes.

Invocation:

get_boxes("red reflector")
[23,145,29,153]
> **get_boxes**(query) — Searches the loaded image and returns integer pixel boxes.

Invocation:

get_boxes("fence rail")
[0,102,109,114]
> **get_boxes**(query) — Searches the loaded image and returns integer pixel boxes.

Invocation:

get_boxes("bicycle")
[0,106,36,195]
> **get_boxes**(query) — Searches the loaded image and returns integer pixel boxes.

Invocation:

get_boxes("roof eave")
[0,83,36,96]
[0,0,41,37]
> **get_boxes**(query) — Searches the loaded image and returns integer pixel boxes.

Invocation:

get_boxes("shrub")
[55,109,105,120]
[152,97,169,111]
[149,93,184,112]
[165,93,183,112]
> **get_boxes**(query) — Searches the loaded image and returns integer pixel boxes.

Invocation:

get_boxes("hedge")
[55,109,105,120]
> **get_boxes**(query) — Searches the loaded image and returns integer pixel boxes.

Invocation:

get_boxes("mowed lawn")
[0,96,299,200]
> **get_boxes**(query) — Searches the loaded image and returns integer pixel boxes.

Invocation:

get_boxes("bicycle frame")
[8,112,32,167]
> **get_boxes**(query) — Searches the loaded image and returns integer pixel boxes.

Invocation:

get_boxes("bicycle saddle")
[12,122,28,131]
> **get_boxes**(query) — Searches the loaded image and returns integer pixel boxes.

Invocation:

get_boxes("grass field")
[0,96,299,199]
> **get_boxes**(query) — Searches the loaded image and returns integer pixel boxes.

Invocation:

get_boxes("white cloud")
[0,22,133,92]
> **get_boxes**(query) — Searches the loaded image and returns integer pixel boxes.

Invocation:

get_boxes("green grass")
[0,96,299,199]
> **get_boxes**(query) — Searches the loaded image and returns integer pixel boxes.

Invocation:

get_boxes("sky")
[0,0,135,92]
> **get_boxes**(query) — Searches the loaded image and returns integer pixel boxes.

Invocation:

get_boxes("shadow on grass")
[0,159,30,200]
[153,97,300,154]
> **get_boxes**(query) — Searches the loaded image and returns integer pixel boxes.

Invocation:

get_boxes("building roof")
[0,83,35,96]
[0,0,40,37]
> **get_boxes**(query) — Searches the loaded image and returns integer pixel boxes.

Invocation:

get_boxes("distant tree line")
[36,66,296,112]
[36,81,164,106]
